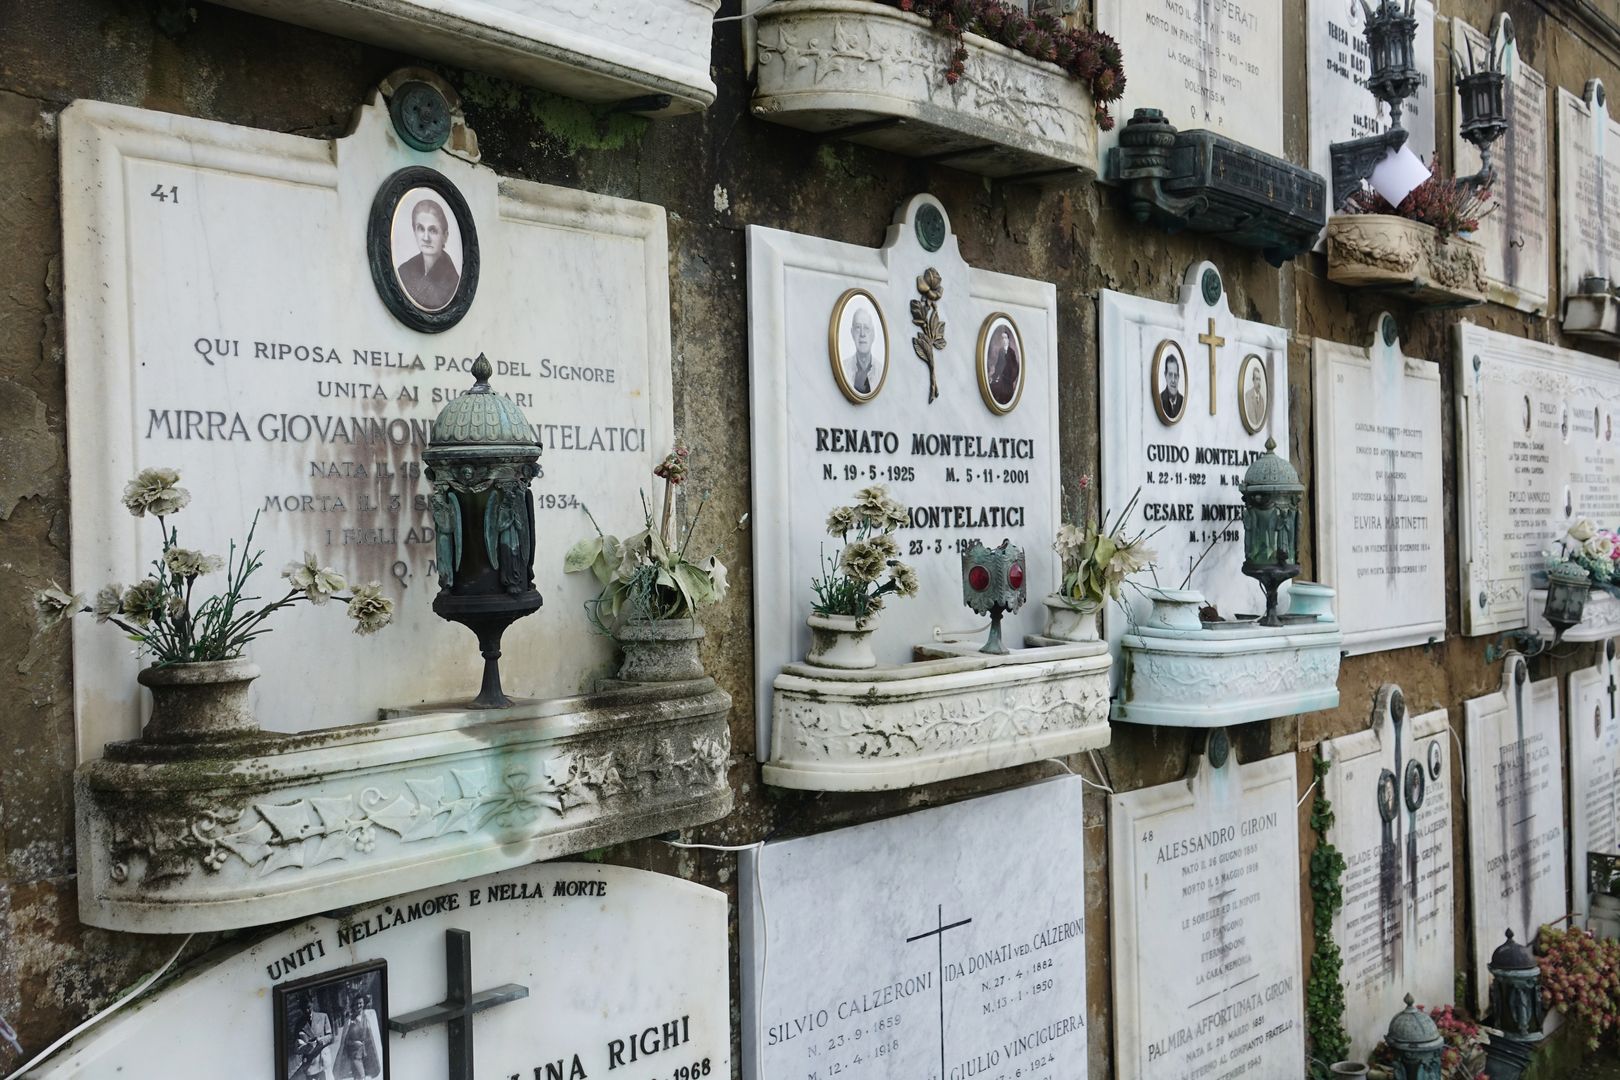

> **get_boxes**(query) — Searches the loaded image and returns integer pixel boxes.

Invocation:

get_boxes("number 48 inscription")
[151,183,180,203]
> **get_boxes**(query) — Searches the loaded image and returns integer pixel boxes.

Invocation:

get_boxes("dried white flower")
[121,467,190,518]
[92,583,122,623]
[163,547,223,578]
[282,552,348,604]
[706,556,730,604]
[35,582,83,628]
[345,582,394,635]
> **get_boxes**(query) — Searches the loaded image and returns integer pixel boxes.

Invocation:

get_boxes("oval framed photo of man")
[367,166,479,334]
[976,313,1025,415]
[1237,353,1270,435]
[1151,339,1188,426]
[827,288,888,404]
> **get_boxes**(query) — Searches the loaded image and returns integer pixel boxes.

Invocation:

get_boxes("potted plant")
[1327,158,1492,306]
[1049,477,1155,642]
[36,467,394,742]
[564,445,746,682]
[805,484,918,669]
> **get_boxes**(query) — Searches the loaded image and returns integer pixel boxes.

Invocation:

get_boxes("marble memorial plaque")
[1109,740,1303,1080]
[740,777,1088,1080]
[35,862,729,1079]
[1558,81,1620,300]
[1464,656,1566,1010]
[747,195,1061,751]
[61,96,673,756]
[1100,262,1288,654]
[1095,0,1283,160]
[1569,642,1620,923]
[1453,17,1551,313]
[1308,0,1436,203]
[1454,322,1620,636]
[1322,688,1454,1056]
[1312,318,1445,654]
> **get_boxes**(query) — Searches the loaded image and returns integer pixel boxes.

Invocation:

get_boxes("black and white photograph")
[1522,393,1533,434]
[976,313,1024,414]
[367,166,479,334]
[274,961,389,1080]
[1151,339,1188,426]
[1427,739,1443,781]
[827,288,888,403]
[1237,353,1269,435]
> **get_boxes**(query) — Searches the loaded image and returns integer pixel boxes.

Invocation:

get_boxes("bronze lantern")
[1238,437,1303,627]
[423,355,542,707]
[1453,16,1511,191]
[1363,0,1422,129]
[1383,994,1445,1080]
[962,539,1027,654]
[1484,930,1545,1080]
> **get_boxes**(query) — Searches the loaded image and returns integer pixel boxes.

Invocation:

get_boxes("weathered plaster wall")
[1,0,1619,1076]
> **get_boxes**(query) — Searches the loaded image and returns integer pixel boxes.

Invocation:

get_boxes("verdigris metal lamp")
[1384,994,1445,1080]
[1484,560,1591,662]
[1483,930,1544,1080]
[962,540,1026,655]
[1329,1,1422,209]
[1453,16,1511,193]
[1238,437,1303,627]
[423,354,543,707]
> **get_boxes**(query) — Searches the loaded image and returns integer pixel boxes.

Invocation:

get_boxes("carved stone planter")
[804,613,879,669]
[137,659,260,743]
[209,0,722,113]
[615,618,706,681]
[1528,586,1620,644]
[1326,214,1487,307]
[765,642,1111,790]
[749,0,1099,180]
[1042,596,1100,643]
[75,679,732,932]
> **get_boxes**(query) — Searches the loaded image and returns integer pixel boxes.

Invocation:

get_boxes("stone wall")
[0,0,1617,1075]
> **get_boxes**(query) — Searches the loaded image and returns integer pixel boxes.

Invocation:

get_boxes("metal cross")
[388,928,529,1080]
[1198,318,1225,415]
[907,904,973,1080]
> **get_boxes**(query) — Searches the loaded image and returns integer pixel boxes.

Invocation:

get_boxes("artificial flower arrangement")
[37,467,393,661]
[810,484,919,626]
[1536,923,1620,1052]
[564,445,746,632]
[1052,476,1156,609]
[1343,156,1493,240]
[1366,1002,1487,1079]
[1553,519,1620,594]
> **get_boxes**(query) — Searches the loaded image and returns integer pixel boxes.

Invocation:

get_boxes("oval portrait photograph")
[1151,339,1188,426]
[827,288,888,403]
[1237,353,1269,435]
[367,166,479,334]
[976,313,1024,415]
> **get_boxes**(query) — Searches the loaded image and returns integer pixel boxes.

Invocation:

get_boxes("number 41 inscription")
[151,183,180,203]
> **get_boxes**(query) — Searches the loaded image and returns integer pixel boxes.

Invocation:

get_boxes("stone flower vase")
[1328,1064,1369,1078]
[1044,595,1101,642]
[804,613,878,669]
[138,658,260,742]
[615,618,706,682]
[1140,587,1207,632]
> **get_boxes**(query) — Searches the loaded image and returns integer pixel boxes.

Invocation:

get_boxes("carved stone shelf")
[75,679,732,933]
[747,0,1099,181]
[1564,290,1620,343]
[1326,214,1487,307]
[763,642,1111,791]
[209,0,722,114]
[1529,587,1620,643]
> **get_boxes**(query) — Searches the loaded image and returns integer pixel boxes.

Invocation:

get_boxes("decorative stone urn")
[1287,581,1337,619]
[1326,214,1487,306]
[1043,595,1101,643]
[804,613,878,670]
[1141,586,1207,631]
[137,659,260,742]
[615,618,706,681]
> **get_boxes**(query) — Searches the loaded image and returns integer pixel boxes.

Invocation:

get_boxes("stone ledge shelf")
[1326,215,1487,307]
[75,679,732,934]
[1529,587,1620,643]
[1563,286,1620,343]
[763,642,1111,791]
[747,0,1099,181]
[208,0,722,114]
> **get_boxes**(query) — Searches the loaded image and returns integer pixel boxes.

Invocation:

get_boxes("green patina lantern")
[1384,994,1445,1080]
[1484,930,1545,1080]
[962,540,1027,655]
[1238,437,1303,627]
[1542,560,1592,644]
[423,354,543,708]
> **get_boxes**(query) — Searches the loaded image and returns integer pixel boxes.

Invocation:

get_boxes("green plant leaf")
[564,536,604,573]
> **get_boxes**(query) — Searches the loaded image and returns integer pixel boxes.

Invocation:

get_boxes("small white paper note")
[1370,145,1432,206]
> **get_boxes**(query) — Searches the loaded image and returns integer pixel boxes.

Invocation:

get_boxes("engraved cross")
[1198,318,1225,415]
[907,904,973,1080]
[389,928,529,1080]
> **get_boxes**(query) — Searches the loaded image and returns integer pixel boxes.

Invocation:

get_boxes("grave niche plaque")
[1109,737,1303,1080]
[1321,687,1455,1057]
[1454,322,1620,636]
[1558,82,1620,305]
[1452,17,1551,313]
[740,777,1088,1080]
[61,89,674,756]
[34,863,730,1079]
[1464,655,1566,1012]
[1312,317,1445,655]
[1569,642,1620,923]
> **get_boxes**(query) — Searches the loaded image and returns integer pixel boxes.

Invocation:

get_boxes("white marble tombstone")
[1453,16,1551,313]
[1099,262,1289,651]
[1312,316,1445,654]
[1321,687,1455,1057]
[1094,0,1284,160]
[1308,0,1437,202]
[1454,322,1620,636]
[739,776,1089,1080]
[1464,655,1567,1011]
[34,862,730,1079]
[1569,641,1620,924]
[747,194,1062,751]
[1558,81,1620,301]
[60,91,674,757]
[1109,737,1303,1080]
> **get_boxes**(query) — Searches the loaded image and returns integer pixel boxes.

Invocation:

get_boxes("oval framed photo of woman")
[367,166,479,334]
[976,313,1024,415]
[1237,353,1269,435]
[827,288,888,404]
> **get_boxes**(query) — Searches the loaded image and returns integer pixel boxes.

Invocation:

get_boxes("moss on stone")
[458,72,649,153]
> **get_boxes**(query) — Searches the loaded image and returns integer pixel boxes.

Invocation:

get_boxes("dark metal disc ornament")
[390,79,453,152]
[915,204,946,252]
